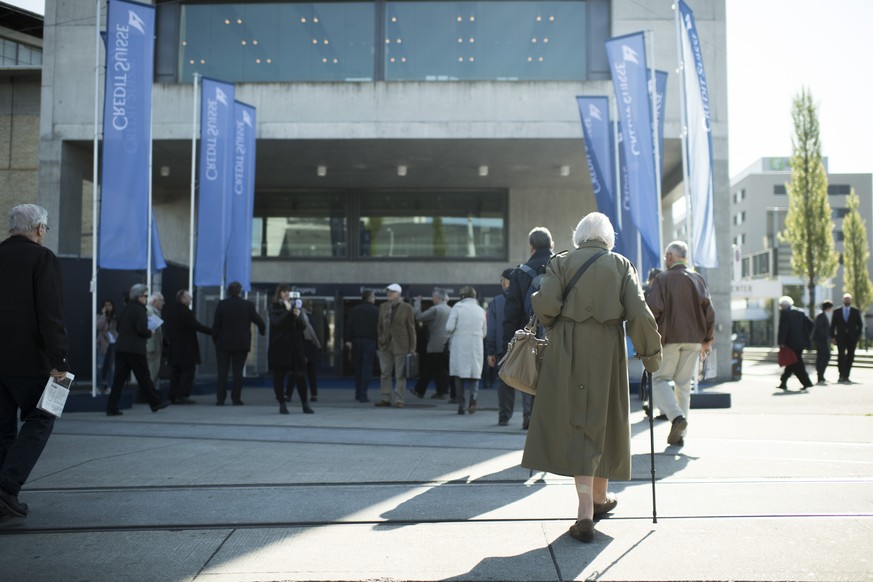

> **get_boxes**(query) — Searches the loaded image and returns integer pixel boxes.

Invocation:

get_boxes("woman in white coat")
[446,286,488,414]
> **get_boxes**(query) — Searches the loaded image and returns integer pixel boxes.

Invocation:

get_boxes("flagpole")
[189,73,199,295]
[91,0,101,397]
[674,3,694,262]
[647,28,664,268]
[610,96,622,233]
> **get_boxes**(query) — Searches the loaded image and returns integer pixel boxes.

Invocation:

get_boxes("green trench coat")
[521,242,662,479]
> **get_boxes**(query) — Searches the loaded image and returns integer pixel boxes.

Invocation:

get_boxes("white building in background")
[20,0,733,377]
[730,157,873,346]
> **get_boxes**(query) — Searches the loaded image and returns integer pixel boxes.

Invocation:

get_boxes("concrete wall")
[0,74,40,217]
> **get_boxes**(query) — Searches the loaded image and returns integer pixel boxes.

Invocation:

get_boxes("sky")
[7,0,873,178]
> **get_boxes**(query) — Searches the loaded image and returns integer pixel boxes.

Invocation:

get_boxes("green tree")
[778,88,839,318]
[841,189,873,313]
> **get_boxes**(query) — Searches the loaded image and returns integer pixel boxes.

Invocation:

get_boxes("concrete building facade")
[28,0,732,378]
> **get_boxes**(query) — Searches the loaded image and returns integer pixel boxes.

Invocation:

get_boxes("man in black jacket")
[212,281,265,405]
[107,284,169,415]
[812,300,833,385]
[831,293,864,383]
[0,204,68,520]
[777,296,814,391]
[165,290,212,404]
[344,290,379,403]
[502,227,553,429]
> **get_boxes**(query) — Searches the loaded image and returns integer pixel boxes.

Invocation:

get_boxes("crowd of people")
[3,203,724,546]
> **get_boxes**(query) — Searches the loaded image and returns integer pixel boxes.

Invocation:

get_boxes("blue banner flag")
[152,219,167,271]
[98,0,155,269]
[225,101,257,292]
[195,78,236,286]
[677,0,717,267]
[576,96,615,225]
[605,32,660,263]
[616,126,658,275]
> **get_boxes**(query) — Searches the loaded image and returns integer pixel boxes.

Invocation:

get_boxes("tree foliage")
[841,189,873,312]
[778,88,839,318]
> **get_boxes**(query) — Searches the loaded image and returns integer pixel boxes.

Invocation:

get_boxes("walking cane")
[640,369,658,524]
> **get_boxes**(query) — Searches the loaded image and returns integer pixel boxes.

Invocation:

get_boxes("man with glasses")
[0,204,68,520]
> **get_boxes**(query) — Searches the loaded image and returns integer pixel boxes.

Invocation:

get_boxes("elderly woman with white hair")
[776,295,814,391]
[521,212,662,543]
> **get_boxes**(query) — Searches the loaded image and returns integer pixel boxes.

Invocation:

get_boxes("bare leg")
[574,476,594,521]
[593,477,609,504]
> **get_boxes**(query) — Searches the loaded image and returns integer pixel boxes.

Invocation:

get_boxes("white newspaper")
[147,314,163,332]
[37,372,75,418]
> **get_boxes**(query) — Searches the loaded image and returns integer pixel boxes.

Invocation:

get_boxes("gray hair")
[149,292,164,303]
[9,204,48,235]
[432,287,447,301]
[779,296,794,308]
[130,283,149,299]
[528,227,553,250]
[572,212,615,250]
[666,240,688,259]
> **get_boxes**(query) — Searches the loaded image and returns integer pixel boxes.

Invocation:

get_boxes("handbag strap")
[562,250,607,301]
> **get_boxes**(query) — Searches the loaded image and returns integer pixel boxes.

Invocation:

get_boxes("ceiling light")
[317,165,327,177]
[478,165,489,177]
[560,165,570,177]
[160,166,170,177]
[397,165,407,177]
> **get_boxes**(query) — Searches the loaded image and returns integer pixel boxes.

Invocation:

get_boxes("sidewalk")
[1,361,872,581]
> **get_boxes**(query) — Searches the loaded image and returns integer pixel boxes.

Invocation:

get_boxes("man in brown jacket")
[646,241,715,447]
[376,283,416,408]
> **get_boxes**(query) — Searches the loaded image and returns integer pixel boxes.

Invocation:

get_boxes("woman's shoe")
[593,493,618,517]
[310,395,318,402]
[302,405,314,414]
[568,518,595,543]
[468,398,477,414]
[279,402,289,414]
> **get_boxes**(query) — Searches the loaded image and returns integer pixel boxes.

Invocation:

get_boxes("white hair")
[9,204,48,235]
[666,240,688,259]
[779,296,794,308]
[572,212,615,250]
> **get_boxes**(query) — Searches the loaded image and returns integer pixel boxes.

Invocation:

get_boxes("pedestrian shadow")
[378,465,546,524]
[771,388,811,396]
[445,529,619,581]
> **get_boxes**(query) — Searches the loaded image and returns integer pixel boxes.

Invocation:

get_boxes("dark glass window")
[774,184,786,195]
[253,189,506,260]
[827,184,851,195]
[177,1,587,83]
[384,1,587,81]
[180,3,376,83]
[358,191,505,258]
[254,192,349,258]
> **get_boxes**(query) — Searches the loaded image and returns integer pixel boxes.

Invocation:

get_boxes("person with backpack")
[502,226,553,429]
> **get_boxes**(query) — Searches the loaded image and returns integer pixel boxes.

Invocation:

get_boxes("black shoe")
[302,405,314,414]
[468,398,477,414]
[458,408,466,415]
[310,396,318,402]
[498,418,509,426]
[279,402,289,414]
[522,417,530,430]
[0,489,27,518]
[412,389,425,399]
[801,384,811,391]
[151,401,170,412]
[655,414,669,421]
[430,393,447,400]
[216,401,225,406]
[668,416,688,445]
[176,398,196,405]
[777,384,788,391]
[232,400,244,406]
[106,409,124,416]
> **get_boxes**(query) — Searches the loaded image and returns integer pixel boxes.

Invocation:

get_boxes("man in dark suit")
[107,284,170,415]
[812,300,833,385]
[344,290,379,403]
[165,290,212,404]
[0,204,68,520]
[212,281,265,405]
[777,296,814,391]
[831,293,864,383]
